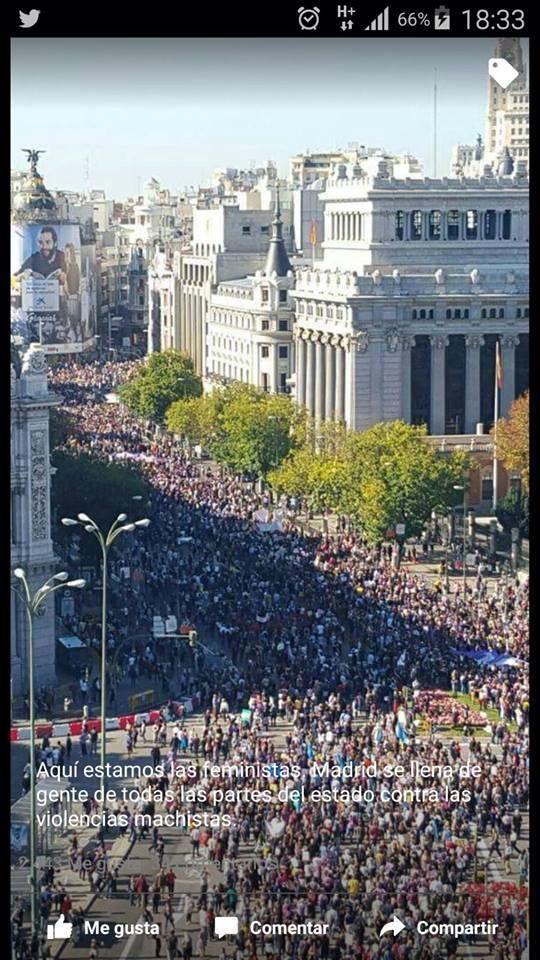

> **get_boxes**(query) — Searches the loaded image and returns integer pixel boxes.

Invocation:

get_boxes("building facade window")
[480,334,498,428]
[484,209,497,239]
[410,335,431,428]
[445,335,466,434]
[429,210,441,240]
[279,290,287,303]
[395,210,404,240]
[481,474,494,502]
[279,345,288,358]
[447,210,460,240]
[411,210,423,240]
[466,210,478,240]
[261,345,269,358]
[502,209,512,239]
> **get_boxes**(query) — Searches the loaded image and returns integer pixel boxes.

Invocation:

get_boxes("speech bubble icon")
[488,58,519,90]
[215,916,239,939]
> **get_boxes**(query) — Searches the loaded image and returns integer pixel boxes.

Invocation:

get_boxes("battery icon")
[434,5,450,29]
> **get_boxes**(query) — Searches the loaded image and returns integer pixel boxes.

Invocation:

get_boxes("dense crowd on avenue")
[15,358,528,960]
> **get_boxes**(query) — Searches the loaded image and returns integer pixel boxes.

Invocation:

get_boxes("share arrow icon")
[378,916,406,938]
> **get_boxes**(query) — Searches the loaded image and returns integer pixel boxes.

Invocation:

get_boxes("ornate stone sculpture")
[22,343,47,375]
[465,335,485,349]
[501,335,520,349]
[30,430,48,541]
[385,328,400,352]
[430,335,449,350]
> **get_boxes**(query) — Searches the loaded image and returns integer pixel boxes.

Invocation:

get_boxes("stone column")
[465,335,484,432]
[430,335,448,434]
[190,295,197,365]
[323,335,335,420]
[401,335,415,422]
[370,336,384,423]
[314,334,325,422]
[333,336,346,422]
[295,333,306,407]
[500,335,519,416]
[305,334,316,416]
[349,333,370,430]
[195,294,202,375]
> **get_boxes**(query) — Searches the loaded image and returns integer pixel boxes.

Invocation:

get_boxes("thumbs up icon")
[47,914,73,940]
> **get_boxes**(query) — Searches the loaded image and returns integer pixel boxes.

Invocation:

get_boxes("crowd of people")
[13,358,529,959]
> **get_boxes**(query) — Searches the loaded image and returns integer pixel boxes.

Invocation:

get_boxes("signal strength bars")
[365,6,389,30]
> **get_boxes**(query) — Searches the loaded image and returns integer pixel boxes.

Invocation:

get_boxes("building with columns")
[206,198,294,392]
[292,157,528,438]
[11,344,59,697]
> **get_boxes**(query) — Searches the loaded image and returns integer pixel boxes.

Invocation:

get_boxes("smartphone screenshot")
[10,5,529,960]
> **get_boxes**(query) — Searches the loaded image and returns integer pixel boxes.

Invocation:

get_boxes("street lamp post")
[11,568,85,938]
[444,513,451,591]
[453,484,467,593]
[61,513,150,806]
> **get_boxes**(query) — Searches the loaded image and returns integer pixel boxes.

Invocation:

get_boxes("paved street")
[12,709,528,960]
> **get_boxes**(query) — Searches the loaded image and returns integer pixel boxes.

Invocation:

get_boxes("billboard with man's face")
[10,221,96,354]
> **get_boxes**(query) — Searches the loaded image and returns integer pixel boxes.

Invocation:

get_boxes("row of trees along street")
[52,351,529,546]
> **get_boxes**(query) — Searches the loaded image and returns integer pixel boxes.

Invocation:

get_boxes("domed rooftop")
[12,149,58,221]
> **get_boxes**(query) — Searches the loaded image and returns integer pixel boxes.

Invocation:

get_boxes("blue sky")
[11,37,529,198]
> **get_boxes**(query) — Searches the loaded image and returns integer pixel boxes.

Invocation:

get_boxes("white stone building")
[174,204,279,375]
[292,160,529,436]
[206,199,294,393]
[11,345,59,697]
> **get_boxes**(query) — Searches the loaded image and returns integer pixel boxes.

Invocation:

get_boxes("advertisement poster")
[10,221,96,354]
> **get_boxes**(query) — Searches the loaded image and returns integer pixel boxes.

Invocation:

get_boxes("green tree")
[118,350,202,423]
[165,394,220,448]
[210,385,301,478]
[269,419,468,542]
[268,422,346,511]
[496,488,529,537]
[52,451,150,561]
[340,422,468,542]
[492,391,529,493]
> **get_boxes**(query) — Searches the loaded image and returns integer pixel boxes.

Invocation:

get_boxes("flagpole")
[492,339,500,511]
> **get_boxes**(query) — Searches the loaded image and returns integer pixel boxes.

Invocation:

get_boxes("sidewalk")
[293,509,514,593]
[12,814,133,957]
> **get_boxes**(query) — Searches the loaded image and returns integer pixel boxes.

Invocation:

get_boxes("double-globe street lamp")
[11,568,86,938]
[61,512,150,807]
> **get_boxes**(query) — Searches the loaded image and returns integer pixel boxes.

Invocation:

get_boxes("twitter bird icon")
[19,9,40,27]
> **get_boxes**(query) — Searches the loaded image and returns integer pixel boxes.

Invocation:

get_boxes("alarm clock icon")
[298,6,320,29]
